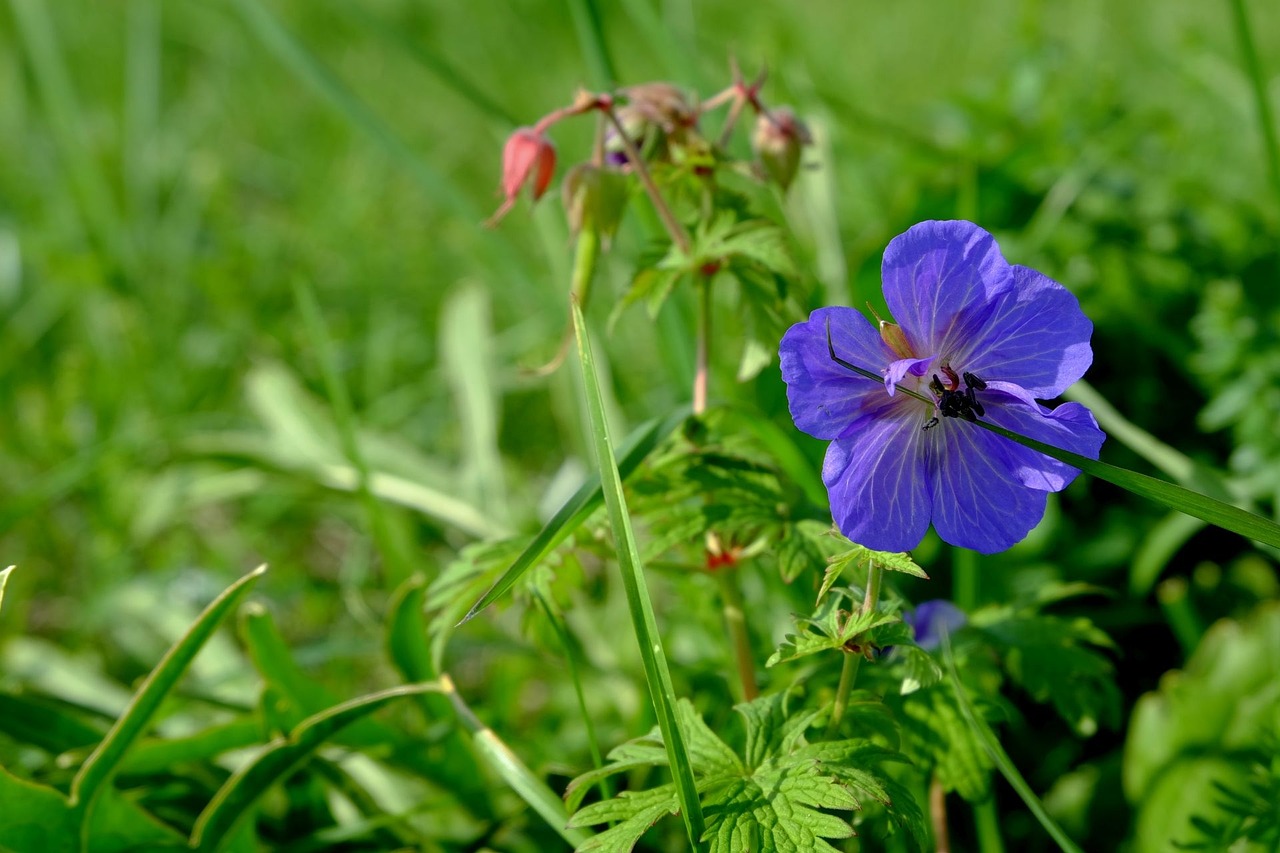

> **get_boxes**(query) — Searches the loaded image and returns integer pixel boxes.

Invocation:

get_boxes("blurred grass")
[1,1,1279,847]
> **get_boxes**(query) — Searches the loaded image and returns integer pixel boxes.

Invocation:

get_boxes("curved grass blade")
[69,566,267,830]
[571,299,706,849]
[439,674,593,849]
[941,632,1084,853]
[973,419,1280,549]
[0,565,13,614]
[458,406,688,625]
[190,683,441,853]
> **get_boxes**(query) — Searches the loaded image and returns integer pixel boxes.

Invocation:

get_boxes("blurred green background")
[1,1,1279,850]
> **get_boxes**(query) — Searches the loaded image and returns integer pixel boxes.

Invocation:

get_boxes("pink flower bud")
[487,127,556,227]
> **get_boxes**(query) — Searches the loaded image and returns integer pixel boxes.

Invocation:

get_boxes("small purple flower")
[779,220,1105,554]
[903,600,967,651]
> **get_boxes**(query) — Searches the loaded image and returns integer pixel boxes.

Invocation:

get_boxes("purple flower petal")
[959,265,1094,398]
[885,356,934,396]
[780,306,897,440]
[981,382,1106,491]
[824,413,933,552]
[881,221,1014,356]
[929,420,1051,553]
[904,600,967,651]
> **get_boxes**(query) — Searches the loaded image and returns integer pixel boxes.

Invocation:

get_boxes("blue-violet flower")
[903,600,967,651]
[779,220,1105,553]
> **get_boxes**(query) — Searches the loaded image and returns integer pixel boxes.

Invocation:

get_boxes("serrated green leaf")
[570,785,679,852]
[767,590,902,667]
[567,696,923,853]
[980,614,1120,736]
[896,683,992,801]
[895,646,944,695]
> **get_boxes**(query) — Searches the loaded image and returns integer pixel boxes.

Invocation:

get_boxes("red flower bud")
[487,127,556,227]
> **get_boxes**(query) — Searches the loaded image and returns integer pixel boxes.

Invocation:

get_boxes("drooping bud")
[752,107,811,191]
[561,163,629,242]
[487,127,556,227]
[621,82,696,134]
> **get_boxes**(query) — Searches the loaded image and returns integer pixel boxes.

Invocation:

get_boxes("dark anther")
[922,370,987,430]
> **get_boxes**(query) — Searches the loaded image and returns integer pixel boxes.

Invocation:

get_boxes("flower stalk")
[716,569,758,701]
[826,558,883,737]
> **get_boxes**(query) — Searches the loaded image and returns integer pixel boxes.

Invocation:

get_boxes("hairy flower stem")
[694,275,711,414]
[598,105,691,256]
[717,569,759,701]
[931,775,952,853]
[529,228,601,377]
[826,560,883,737]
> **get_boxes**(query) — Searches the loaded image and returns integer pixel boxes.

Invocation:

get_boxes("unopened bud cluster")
[487,66,812,233]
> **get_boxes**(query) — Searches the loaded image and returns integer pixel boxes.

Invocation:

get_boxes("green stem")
[1228,0,1280,215]
[826,560,883,737]
[826,654,862,738]
[599,105,692,255]
[716,570,758,701]
[974,793,1006,853]
[534,591,612,800]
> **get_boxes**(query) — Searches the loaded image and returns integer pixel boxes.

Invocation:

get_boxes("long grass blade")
[69,566,267,831]
[440,674,594,848]
[973,419,1280,548]
[942,633,1084,853]
[571,298,705,849]
[459,407,688,624]
[8,0,132,274]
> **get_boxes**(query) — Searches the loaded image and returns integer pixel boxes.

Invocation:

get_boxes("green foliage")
[4,1,1280,851]
[1126,602,1280,853]
[565,695,926,852]
[766,588,904,667]
[1177,747,1280,851]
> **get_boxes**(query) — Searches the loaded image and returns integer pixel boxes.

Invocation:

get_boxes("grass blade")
[973,419,1280,548]
[942,633,1084,853]
[190,683,442,852]
[571,298,705,849]
[8,0,132,274]
[227,0,472,215]
[0,565,13,614]
[458,407,688,624]
[294,280,415,589]
[69,566,267,829]
[440,674,594,849]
